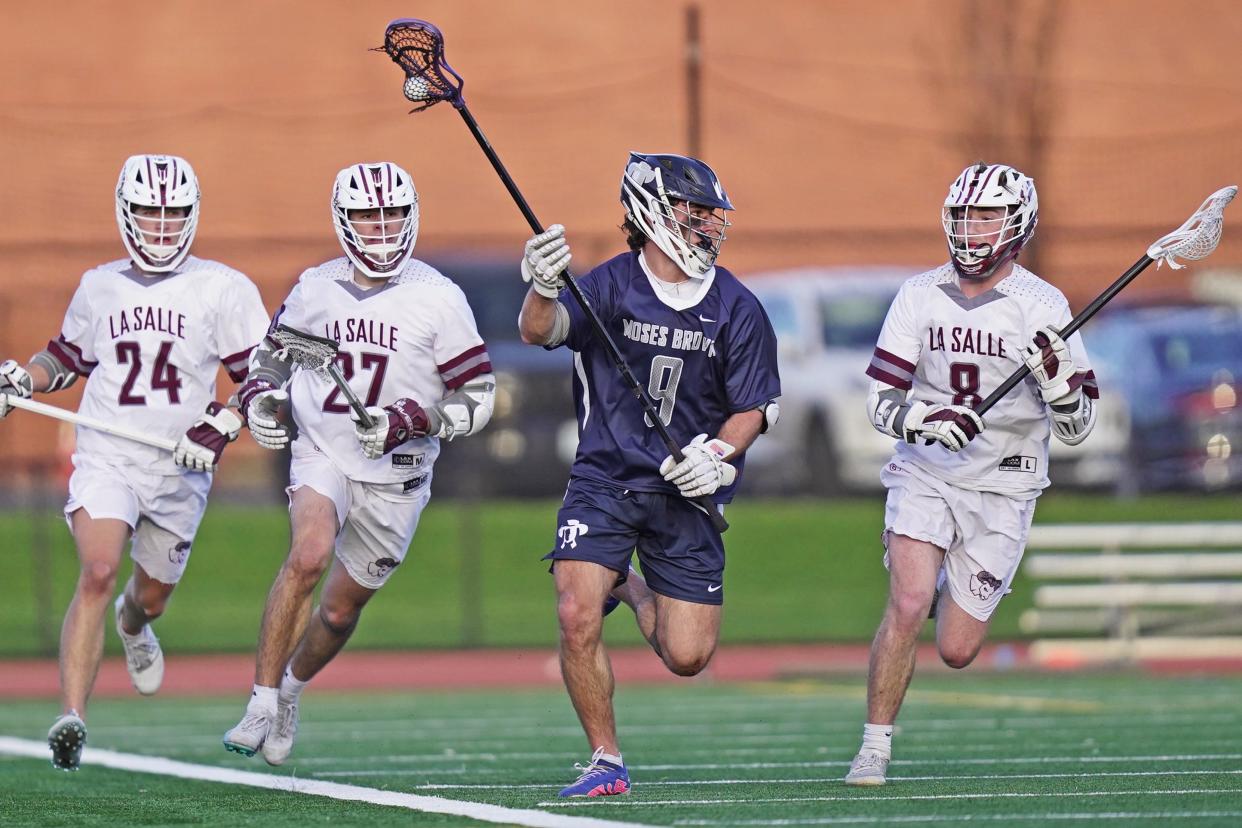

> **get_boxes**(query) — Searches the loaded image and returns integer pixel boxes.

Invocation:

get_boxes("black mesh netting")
[379,20,463,109]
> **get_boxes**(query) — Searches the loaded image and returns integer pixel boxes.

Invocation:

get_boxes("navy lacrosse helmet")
[621,152,733,279]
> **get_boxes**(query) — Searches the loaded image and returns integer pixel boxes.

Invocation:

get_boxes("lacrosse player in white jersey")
[844,163,1099,786]
[0,154,269,771]
[222,161,495,766]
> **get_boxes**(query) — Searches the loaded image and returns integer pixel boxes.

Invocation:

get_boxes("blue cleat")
[559,747,630,797]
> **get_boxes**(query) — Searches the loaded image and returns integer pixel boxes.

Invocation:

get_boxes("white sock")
[862,722,893,757]
[248,684,278,716]
[598,750,623,767]
[279,666,308,702]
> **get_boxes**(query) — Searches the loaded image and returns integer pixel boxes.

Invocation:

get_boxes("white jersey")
[273,257,491,484]
[866,263,1098,497]
[49,256,269,475]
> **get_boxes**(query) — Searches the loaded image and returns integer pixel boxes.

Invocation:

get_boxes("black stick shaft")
[454,105,730,532]
[976,253,1154,416]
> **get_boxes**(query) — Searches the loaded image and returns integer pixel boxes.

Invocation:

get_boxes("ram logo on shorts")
[168,541,191,566]
[367,557,401,579]
[970,570,1003,600]
[558,519,590,549]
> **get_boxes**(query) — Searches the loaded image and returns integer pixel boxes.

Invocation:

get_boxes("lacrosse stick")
[976,185,1238,416]
[268,324,376,429]
[378,18,729,532]
[0,395,177,451]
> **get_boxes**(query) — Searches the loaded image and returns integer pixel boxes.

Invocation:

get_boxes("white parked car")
[743,267,1129,494]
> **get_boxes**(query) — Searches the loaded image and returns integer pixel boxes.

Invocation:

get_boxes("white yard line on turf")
[0,737,651,828]
[671,812,1242,826]
[319,756,1242,778]
[538,789,1235,807]
[408,769,1242,789]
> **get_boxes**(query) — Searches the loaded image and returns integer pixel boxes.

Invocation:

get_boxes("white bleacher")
[1020,522,1242,665]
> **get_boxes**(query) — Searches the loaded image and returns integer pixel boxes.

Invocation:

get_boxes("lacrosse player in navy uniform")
[518,152,780,797]
[845,163,1099,786]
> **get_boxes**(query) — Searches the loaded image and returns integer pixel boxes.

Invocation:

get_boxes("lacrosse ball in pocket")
[403,75,431,102]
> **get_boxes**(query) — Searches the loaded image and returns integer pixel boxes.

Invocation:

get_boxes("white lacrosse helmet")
[115,154,201,273]
[621,152,733,279]
[941,162,1038,281]
[331,162,419,279]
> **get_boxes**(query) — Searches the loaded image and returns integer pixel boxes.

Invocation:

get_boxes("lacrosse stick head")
[378,18,465,112]
[268,325,339,378]
[1147,185,1237,270]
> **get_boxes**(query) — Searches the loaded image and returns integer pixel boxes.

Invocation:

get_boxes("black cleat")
[48,712,87,771]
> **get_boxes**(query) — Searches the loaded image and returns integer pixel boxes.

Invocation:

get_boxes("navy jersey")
[554,251,780,502]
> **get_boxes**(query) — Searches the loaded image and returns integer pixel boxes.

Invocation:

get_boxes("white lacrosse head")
[1147,185,1237,270]
[115,154,201,273]
[267,326,338,376]
[331,162,419,279]
[941,163,1038,281]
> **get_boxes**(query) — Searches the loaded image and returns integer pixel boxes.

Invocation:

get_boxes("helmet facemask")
[331,162,420,279]
[942,163,1038,282]
[115,155,201,273]
[621,153,733,279]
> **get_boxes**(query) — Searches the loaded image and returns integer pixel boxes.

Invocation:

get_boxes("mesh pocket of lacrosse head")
[267,326,338,378]
[1150,186,1237,268]
[380,19,463,110]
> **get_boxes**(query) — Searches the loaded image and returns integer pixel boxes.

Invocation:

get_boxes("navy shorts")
[544,477,726,605]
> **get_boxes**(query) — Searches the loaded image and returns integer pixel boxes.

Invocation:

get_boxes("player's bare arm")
[657,410,765,500]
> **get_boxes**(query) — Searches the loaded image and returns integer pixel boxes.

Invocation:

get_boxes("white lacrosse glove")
[245,389,295,450]
[903,401,984,452]
[659,434,738,498]
[521,224,571,299]
[1022,325,1081,406]
[174,402,243,473]
[351,399,434,460]
[0,359,33,420]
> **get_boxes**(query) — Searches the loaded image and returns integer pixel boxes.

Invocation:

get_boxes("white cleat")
[261,698,299,766]
[48,712,87,771]
[223,710,272,757]
[844,750,890,786]
[114,594,164,696]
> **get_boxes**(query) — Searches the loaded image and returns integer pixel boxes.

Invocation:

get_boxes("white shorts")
[64,454,211,585]
[288,448,432,590]
[880,459,1037,622]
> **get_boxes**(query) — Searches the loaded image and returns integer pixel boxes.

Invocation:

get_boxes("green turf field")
[1,673,1240,826]
[3,494,1241,658]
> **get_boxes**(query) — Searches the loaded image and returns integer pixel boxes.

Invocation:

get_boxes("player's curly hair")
[621,216,646,251]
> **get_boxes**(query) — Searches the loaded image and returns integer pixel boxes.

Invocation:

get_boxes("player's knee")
[556,593,603,650]
[663,652,711,677]
[659,641,715,677]
[939,643,980,670]
[78,560,119,596]
[284,544,330,588]
[136,594,168,620]
[891,588,935,628]
[318,603,359,636]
